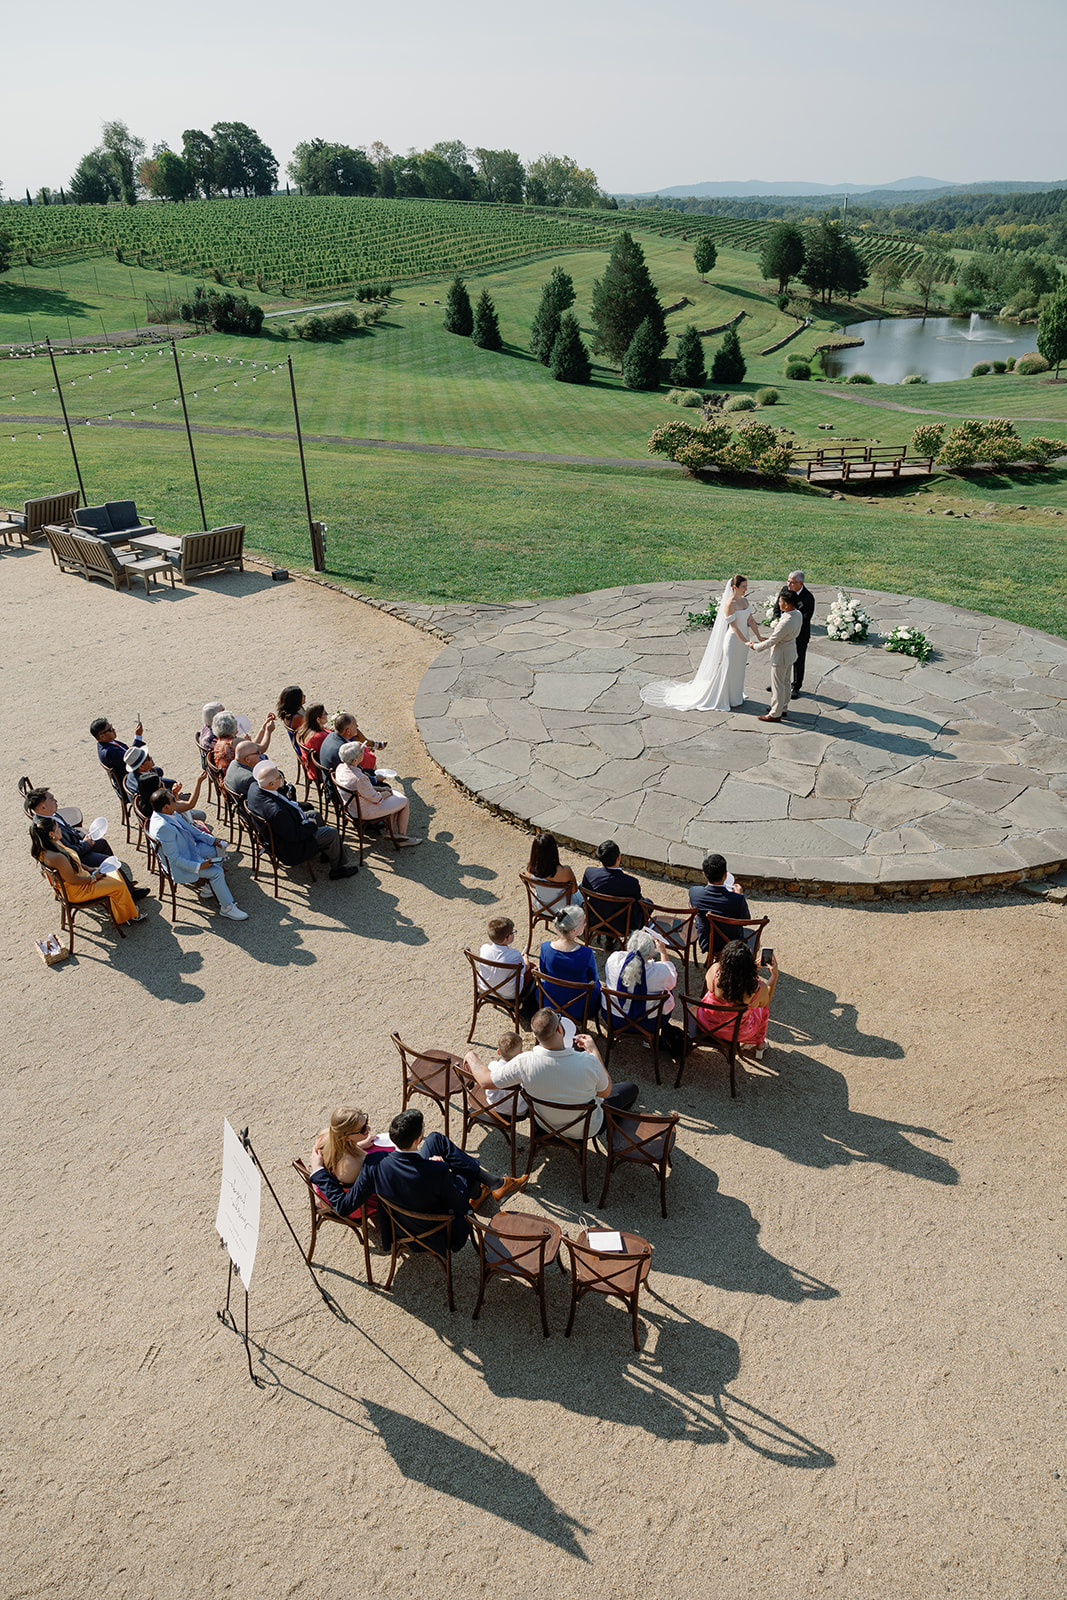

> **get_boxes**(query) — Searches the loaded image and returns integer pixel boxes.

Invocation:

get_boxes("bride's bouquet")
[759,593,779,627]
[825,590,871,642]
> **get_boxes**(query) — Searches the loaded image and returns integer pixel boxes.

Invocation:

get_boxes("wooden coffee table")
[129,532,182,557]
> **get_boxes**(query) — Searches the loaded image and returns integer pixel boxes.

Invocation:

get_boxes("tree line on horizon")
[3,129,619,213]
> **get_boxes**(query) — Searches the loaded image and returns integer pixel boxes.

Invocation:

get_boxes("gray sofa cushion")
[105,500,138,531]
[74,505,112,534]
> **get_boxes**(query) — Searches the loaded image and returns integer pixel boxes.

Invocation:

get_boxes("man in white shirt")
[464,1009,638,1137]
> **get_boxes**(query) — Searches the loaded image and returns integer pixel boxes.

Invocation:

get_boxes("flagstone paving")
[411,583,1067,896]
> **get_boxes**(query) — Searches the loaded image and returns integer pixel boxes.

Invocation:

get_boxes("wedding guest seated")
[200,703,266,758]
[477,916,535,1017]
[333,742,421,847]
[581,839,651,937]
[30,818,146,926]
[308,1106,390,1219]
[226,741,314,810]
[526,832,582,908]
[538,905,600,1021]
[689,852,752,957]
[198,702,226,755]
[90,715,144,786]
[209,711,274,779]
[309,1108,525,1254]
[464,1008,637,1136]
[698,940,779,1062]
[246,762,358,879]
[319,711,388,777]
[21,784,147,895]
[123,745,182,804]
[277,685,307,742]
[481,1031,528,1116]
[134,765,209,831]
[604,927,683,1058]
[297,704,331,768]
[148,789,248,922]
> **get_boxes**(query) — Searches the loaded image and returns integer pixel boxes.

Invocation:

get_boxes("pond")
[820,315,1041,385]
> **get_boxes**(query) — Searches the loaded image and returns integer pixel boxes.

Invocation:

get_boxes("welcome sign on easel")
[215,1119,261,1291]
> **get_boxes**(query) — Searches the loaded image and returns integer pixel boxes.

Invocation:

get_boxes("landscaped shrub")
[1016,352,1049,375]
[911,423,945,457]
[1006,356,1016,371]
[935,418,1027,469]
[902,373,927,384]
[678,389,703,407]
[724,394,756,412]
[1025,436,1067,464]
[848,372,874,384]
[970,362,991,377]
[756,387,779,405]
[785,360,811,380]
[647,416,792,476]
[991,360,1007,373]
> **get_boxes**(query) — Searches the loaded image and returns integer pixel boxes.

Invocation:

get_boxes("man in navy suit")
[245,762,358,880]
[310,1109,525,1254]
[689,852,753,958]
[581,839,651,938]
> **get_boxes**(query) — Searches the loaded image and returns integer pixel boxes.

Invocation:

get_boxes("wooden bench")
[44,525,91,577]
[174,525,245,581]
[46,529,174,594]
[3,491,80,547]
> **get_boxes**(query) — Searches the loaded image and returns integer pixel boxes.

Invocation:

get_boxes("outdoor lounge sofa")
[44,528,175,594]
[73,500,156,545]
[173,525,245,581]
[1,491,80,547]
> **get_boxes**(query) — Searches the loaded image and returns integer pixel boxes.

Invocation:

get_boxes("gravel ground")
[1,545,1064,1600]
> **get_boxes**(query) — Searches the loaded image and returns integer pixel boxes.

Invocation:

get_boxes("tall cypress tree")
[590,231,666,367]
[550,313,591,384]
[711,325,746,384]
[622,317,663,390]
[530,266,576,364]
[443,275,473,336]
[471,289,503,350]
[671,325,706,387]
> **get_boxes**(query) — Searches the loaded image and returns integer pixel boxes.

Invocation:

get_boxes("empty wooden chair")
[391,1033,463,1140]
[597,1108,679,1218]
[463,947,524,1042]
[376,1196,457,1311]
[468,1211,563,1337]
[646,901,700,988]
[291,1158,376,1283]
[563,1229,653,1351]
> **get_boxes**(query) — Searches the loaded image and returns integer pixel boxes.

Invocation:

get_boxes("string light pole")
[287,355,324,571]
[171,339,208,531]
[45,338,87,504]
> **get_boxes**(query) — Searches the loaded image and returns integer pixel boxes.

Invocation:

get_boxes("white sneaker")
[198,885,215,901]
[219,903,249,921]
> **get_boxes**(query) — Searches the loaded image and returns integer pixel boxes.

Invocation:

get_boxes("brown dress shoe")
[492,1173,529,1202]
[758,714,782,723]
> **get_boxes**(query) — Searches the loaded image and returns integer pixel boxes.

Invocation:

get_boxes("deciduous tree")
[182,130,216,199]
[1037,287,1067,378]
[444,275,473,336]
[550,313,591,384]
[102,120,145,205]
[69,149,120,205]
[524,154,600,208]
[694,235,717,282]
[288,140,375,196]
[473,148,525,204]
[872,258,905,306]
[910,249,953,315]
[590,231,665,367]
[212,122,278,197]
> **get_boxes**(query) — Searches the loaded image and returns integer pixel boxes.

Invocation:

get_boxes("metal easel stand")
[216,1126,346,1388]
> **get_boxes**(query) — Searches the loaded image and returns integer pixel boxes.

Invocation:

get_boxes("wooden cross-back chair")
[376,1196,457,1311]
[704,913,770,965]
[597,1107,679,1218]
[563,1230,653,1351]
[647,901,701,988]
[519,871,576,954]
[291,1158,376,1283]
[676,992,753,1097]
[523,1093,600,1202]
[310,753,366,866]
[391,1032,463,1140]
[246,809,317,898]
[528,965,598,1032]
[468,1210,564,1338]
[582,890,646,951]
[463,947,524,1042]
[454,1060,525,1179]
[598,982,671,1084]
[40,863,126,955]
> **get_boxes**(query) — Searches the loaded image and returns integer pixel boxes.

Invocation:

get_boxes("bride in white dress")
[640,575,764,712]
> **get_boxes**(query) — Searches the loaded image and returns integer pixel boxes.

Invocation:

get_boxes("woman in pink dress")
[333,741,422,848]
[698,939,778,1060]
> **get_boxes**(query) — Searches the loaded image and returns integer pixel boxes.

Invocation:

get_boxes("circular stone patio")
[412,583,1067,897]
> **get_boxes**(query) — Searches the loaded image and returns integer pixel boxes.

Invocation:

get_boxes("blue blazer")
[149,811,218,883]
[313,1150,468,1253]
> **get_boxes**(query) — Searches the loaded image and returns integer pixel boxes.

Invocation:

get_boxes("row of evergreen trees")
[440,231,748,389]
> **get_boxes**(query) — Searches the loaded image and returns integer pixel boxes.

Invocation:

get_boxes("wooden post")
[171,339,208,530]
[288,356,323,571]
[46,338,87,504]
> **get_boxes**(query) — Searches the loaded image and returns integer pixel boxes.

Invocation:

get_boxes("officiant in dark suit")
[773,571,815,698]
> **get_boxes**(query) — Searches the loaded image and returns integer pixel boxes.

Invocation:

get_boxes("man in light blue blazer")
[148,790,249,922]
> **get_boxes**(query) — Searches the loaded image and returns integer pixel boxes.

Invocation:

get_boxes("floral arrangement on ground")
[685,596,718,629]
[825,591,871,642]
[884,624,932,664]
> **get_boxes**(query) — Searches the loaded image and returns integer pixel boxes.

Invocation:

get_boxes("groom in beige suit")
[748,593,802,722]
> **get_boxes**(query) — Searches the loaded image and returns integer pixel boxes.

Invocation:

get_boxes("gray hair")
[202,700,225,724]
[618,928,657,992]
[212,711,238,738]
[332,710,355,734]
[789,570,805,583]
[337,740,365,767]
[553,905,585,935]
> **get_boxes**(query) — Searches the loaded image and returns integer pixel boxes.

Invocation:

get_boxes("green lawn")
[3,426,1064,637]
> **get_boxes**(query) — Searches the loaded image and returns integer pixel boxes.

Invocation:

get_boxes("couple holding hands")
[641,571,814,723]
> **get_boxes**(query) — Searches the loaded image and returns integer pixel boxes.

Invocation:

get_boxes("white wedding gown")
[641,589,753,712]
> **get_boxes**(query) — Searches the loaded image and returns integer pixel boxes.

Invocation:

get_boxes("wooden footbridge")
[791,446,936,486]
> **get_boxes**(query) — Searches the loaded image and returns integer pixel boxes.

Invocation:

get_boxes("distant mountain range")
[616,177,1064,201]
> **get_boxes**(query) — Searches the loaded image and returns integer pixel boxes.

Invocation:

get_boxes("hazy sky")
[3,0,1064,198]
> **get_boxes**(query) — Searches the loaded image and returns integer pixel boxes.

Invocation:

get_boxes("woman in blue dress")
[538,904,600,1023]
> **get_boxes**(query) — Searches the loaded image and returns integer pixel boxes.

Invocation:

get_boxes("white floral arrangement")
[759,593,779,626]
[884,623,932,664]
[825,590,871,642]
